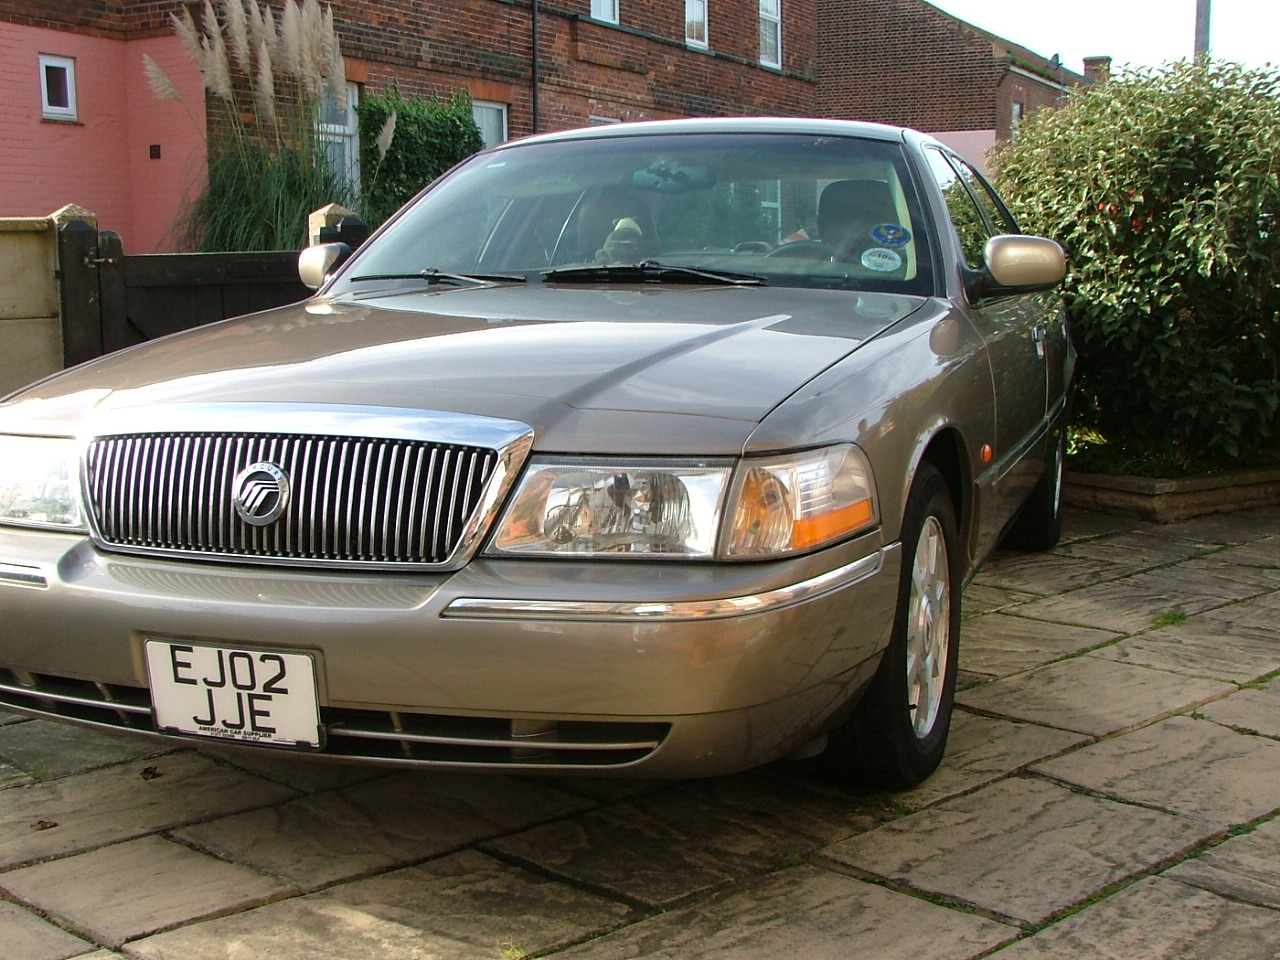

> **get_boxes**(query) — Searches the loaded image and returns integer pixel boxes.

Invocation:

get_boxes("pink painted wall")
[0,24,206,252]
[927,129,998,176]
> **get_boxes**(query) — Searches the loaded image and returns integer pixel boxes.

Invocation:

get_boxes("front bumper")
[0,528,899,777]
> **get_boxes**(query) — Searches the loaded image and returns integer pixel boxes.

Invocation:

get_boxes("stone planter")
[1064,466,1280,523]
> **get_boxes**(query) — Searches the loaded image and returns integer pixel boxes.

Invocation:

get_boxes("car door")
[922,148,1051,536]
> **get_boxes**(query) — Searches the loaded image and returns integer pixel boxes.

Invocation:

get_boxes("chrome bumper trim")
[442,547,891,622]
[328,724,662,753]
[0,679,152,715]
[0,563,47,588]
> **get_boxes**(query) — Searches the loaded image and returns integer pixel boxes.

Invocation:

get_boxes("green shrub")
[357,88,485,227]
[994,60,1280,473]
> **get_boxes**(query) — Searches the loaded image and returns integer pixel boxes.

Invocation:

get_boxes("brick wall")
[0,0,816,138]
[818,0,1003,131]
[334,0,817,138]
[817,0,1080,140]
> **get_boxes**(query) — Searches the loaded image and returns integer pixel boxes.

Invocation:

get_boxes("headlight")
[0,435,85,531]
[490,458,732,558]
[723,444,877,557]
[489,445,878,560]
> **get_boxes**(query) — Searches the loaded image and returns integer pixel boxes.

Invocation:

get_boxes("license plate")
[145,640,323,749]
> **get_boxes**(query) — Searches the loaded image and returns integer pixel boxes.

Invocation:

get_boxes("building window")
[589,115,621,124]
[759,0,781,68]
[1011,100,1025,137]
[39,55,77,121]
[686,0,708,48]
[590,0,619,24]
[318,82,360,191]
[472,101,509,149]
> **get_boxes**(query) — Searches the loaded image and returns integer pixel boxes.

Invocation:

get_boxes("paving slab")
[823,777,1217,925]
[990,875,1280,960]
[1197,678,1280,740]
[485,773,899,908]
[1165,817,1280,909]
[1090,620,1280,685]
[1058,509,1149,541]
[552,865,1016,960]
[970,552,1130,596]
[895,711,1087,811]
[962,583,1038,619]
[0,899,94,960]
[1191,590,1280,634]
[1152,509,1280,545]
[1013,569,1260,634]
[174,770,595,888]
[0,752,297,869]
[1033,715,1280,826]
[0,720,176,780]
[956,655,1233,737]
[194,746,388,794]
[1,757,33,789]
[1174,553,1280,590]
[1,835,294,949]
[129,849,633,960]
[1055,532,1216,569]
[0,709,27,725]
[958,613,1121,678]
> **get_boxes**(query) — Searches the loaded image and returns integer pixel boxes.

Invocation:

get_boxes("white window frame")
[589,114,622,125]
[317,81,360,191]
[686,0,708,49]
[472,100,509,149]
[39,55,77,121]
[590,0,619,24]
[759,0,781,69]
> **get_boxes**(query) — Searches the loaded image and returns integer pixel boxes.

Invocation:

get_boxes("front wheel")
[820,463,960,789]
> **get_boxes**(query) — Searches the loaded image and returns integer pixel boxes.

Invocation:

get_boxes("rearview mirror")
[298,242,352,290]
[982,235,1066,292]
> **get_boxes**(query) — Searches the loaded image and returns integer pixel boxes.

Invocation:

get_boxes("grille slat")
[86,431,500,568]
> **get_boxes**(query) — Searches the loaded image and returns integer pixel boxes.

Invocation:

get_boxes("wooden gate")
[57,220,363,367]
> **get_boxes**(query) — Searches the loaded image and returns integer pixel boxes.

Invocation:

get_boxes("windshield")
[333,131,936,295]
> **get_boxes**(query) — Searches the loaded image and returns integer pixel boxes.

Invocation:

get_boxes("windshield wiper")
[541,260,764,286]
[348,268,526,287]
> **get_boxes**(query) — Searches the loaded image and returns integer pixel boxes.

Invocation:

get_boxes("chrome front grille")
[85,432,499,567]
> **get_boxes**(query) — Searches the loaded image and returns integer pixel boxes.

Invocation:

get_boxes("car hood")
[2,284,924,454]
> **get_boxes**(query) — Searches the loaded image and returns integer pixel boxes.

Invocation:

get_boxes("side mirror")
[974,235,1066,297]
[298,242,352,290]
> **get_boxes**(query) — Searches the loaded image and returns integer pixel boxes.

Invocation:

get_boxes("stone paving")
[1,506,1278,959]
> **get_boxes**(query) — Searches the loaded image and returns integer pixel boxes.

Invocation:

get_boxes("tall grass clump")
[151,0,353,251]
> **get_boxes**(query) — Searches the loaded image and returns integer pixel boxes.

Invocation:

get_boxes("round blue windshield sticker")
[861,247,903,272]
[870,223,911,247]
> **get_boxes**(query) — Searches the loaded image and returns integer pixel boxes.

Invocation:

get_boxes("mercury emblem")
[231,462,290,526]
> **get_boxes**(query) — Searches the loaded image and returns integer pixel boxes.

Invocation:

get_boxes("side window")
[759,0,781,68]
[923,149,992,268]
[686,0,709,48]
[472,101,508,149]
[40,55,77,121]
[949,155,1019,234]
[318,82,360,191]
[591,0,619,23]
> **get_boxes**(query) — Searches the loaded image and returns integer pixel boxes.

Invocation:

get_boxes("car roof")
[496,116,931,150]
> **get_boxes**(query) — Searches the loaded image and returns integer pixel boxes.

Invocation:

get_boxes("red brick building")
[1,0,1095,249]
[0,0,817,250]
[817,0,1093,171]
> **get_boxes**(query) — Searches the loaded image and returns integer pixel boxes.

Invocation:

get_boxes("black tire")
[1003,429,1066,552]
[820,462,961,789]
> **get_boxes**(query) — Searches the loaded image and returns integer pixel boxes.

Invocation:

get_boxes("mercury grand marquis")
[0,118,1070,788]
